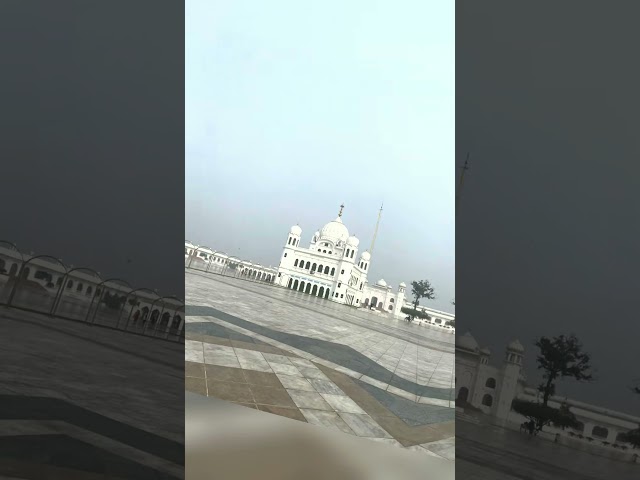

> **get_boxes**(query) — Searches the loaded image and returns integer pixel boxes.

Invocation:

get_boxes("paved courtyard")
[456,418,639,480]
[185,270,455,460]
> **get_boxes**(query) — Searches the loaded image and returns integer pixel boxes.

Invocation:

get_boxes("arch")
[592,426,608,439]
[67,279,74,289]
[330,267,335,276]
[9,263,18,277]
[318,264,323,273]
[346,248,350,257]
[6,255,68,311]
[482,394,493,407]
[311,285,318,296]
[350,250,354,258]
[299,281,305,292]
[457,387,469,402]
[390,298,394,303]
[324,289,330,299]
[87,278,133,324]
[364,298,369,306]
[378,302,383,309]
[305,283,311,294]
[294,259,299,267]
[364,263,367,271]
[319,286,325,297]
[287,278,293,288]
[267,274,271,282]
[293,279,299,290]
[388,305,393,310]
[485,377,497,389]
[371,296,378,308]
[305,261,311,269]
[311,263,317,272]
[324,266,329,274]
[76,282,84,292]
[86,286,93,296]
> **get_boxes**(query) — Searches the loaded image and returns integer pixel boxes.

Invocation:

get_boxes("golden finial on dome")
[338,203,345,217]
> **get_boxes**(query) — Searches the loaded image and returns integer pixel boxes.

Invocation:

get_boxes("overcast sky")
[457,1,640,415]
[186,0,455,312]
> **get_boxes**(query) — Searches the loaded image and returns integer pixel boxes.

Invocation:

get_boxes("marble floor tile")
[320,394,366,414]
[300,409,355,435]
[307,378,344,395]
[337,413,392,438]
[287,389,333,410]
[276,374,315,392]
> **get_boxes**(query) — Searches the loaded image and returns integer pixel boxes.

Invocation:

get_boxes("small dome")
[347,236,359,247]
[399,281,406,287]
[319,217,349,243]
[361,251,371,261]
[376,279,387,287]
[290,225,302,235]
[507,339,524,353]
[456,332,479,352]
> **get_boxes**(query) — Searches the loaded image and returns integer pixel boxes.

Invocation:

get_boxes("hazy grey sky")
[457,1,640,415]
[186,0,454,311]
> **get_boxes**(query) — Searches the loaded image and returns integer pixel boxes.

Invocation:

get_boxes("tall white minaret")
[369,204,383,255]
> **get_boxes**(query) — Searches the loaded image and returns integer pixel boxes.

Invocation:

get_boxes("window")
[67,280,73,289]
[324,266,329,274]
[335,293,339,297]
[481,394,493,407]
[294,259,299,267]
[350,251,354,258]
[340,294,344,298]
[485,378,496,389]
[390,298,394,303]
[278,273,281,277]
[77,283,83,292]
[356,299,359,303]
[305,261,311,269]
[312,263,317,271]
[592,426,608,439]
[330,268,335,276]
[338,283,341,288]
[329,251,332,254]
[288,237,291,245]
[341,269,344,274]
[346,249,350,257]
[284,253,287,257]
[364,264,367,271]
[388,305,393,310]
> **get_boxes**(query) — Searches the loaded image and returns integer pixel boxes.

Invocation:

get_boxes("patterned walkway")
[185,271,454,460]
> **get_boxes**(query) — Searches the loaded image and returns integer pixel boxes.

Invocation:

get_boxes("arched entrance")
[293,279,299,290]
[371,296,378,309]
[311,285,318,296]
[457,387,469,402]
[287,278,293,288]
[319,286,325,298]
[299,281,305,292]
[324,289,330,299]
[305,283,311,294]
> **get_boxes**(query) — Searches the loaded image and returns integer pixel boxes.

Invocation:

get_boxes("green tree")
[410,280,435,312]
[535,334,593,407]
[512,334,593,433]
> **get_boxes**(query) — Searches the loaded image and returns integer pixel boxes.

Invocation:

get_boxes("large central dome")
[319,216,349,243]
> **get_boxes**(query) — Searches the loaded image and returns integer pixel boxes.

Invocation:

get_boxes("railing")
[0,241,184,343]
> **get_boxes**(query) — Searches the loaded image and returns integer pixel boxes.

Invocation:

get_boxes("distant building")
[456,332,640,453]
[274,205,406,318]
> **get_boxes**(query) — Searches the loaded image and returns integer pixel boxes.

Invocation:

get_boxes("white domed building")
[275,205,406,316]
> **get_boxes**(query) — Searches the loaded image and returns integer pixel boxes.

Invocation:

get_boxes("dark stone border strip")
[0,434,179,480]
[0,396,184,466]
